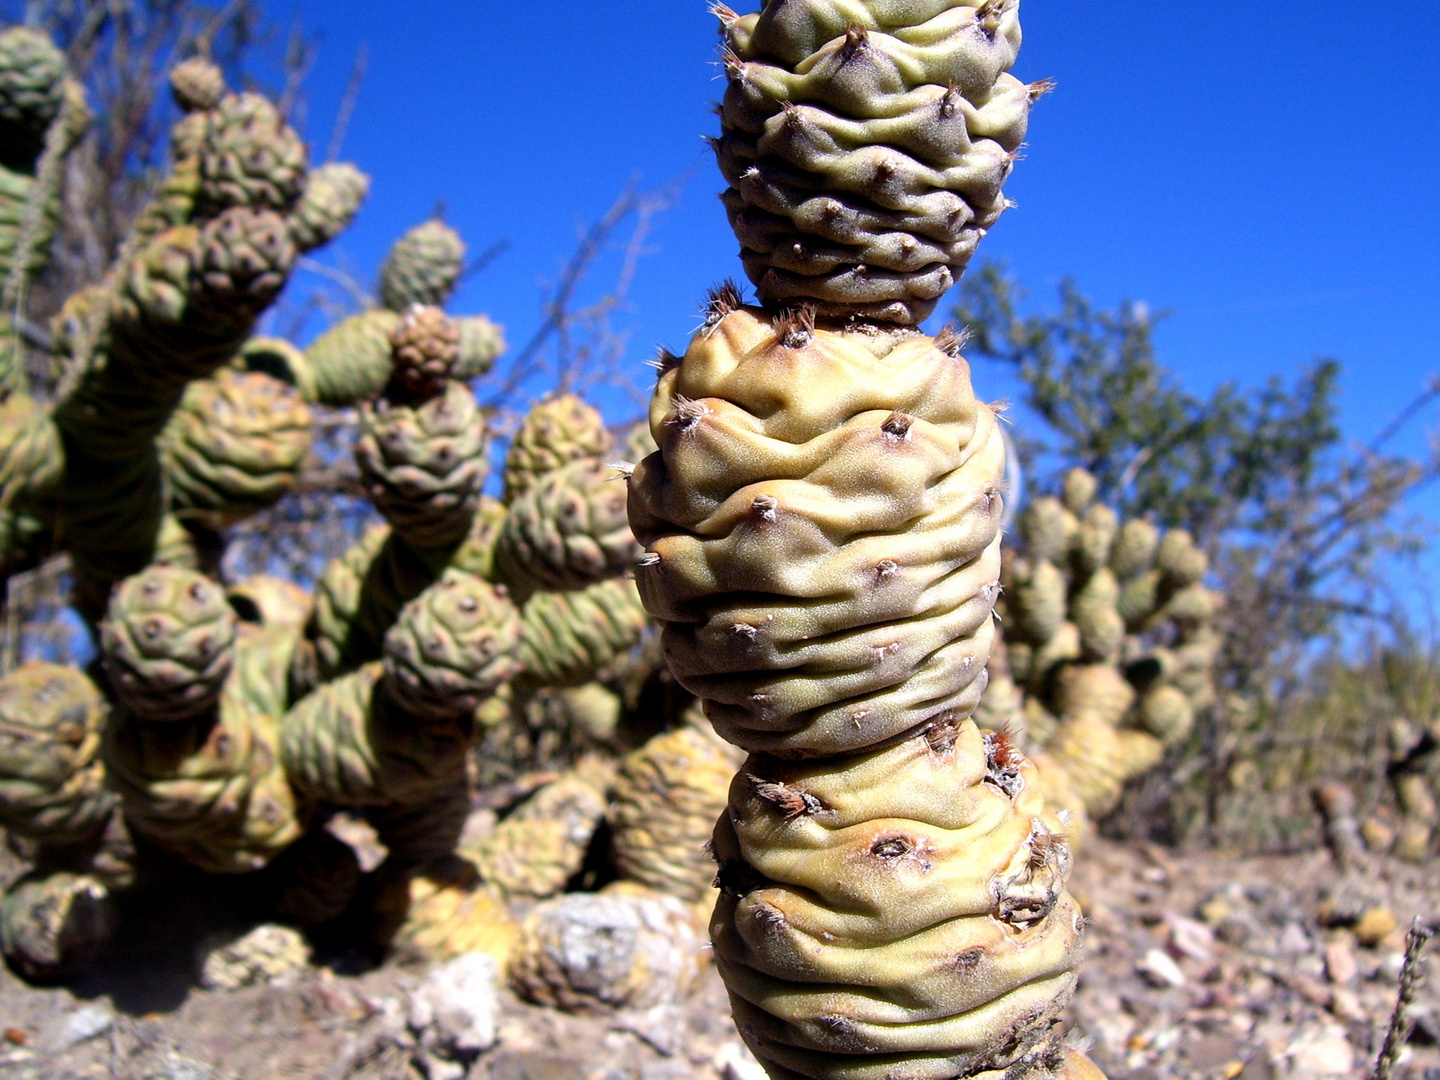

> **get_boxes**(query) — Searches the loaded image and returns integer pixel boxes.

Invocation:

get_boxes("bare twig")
[1371,918,1435,1080]
[325,43,368,163]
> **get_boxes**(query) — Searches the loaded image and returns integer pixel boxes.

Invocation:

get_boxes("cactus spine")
[628,4,1101,1078]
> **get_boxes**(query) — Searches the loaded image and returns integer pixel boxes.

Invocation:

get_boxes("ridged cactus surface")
[611,722,744,902]
[0,663,113,847]
[161,368,314,529]
[379,219,465,311]
[495,457,641,596]
[514,577,650,690]
[355,380,488,551]
[629,302,1088,1079]
[715,1,1037,325]
[0,26,67,168]
[502,394,613,504]
[984,469,1222,821]
[101,566,239,724]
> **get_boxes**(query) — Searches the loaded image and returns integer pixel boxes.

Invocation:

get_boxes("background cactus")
[979,468,1223,827]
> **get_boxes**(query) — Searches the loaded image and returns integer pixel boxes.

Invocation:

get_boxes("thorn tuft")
[748,774,825,820]
[751,494,779,521]
[1027,77,1057,105]
[773,304,815,349]
[881,411,913,441]
[933,325,969,358]
[667,395,710,434]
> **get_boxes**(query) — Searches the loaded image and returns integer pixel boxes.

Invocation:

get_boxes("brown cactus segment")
[387,304,462,404]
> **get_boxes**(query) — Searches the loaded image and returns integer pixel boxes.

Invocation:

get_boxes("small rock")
[1285,1024,1354,1075]
[143,1051,220,1080]
[1278,921,1312,955]
[1136,947,1186,988]
[408,952,500,1058]
[1354,906,1399,948]
[45,1002,113,1051]
[714,1040,767,1080]
[1324,940,1358,985]
[200,924,309,990]
[613,1003,687,1057]
[1168,914,1216,964]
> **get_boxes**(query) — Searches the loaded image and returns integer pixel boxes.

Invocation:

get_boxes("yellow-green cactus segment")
[160,368,314,529]
[494,457,642,597]
[0,662,113,847]
[611,723,744,902]
[631,307,1004,757]
[288,161,370,253]
[104,688,304,875]
[629,304,1088,1077]
[467,772,608,899]
[716,1,1038,325]
[515,577,650,690]
[502,393,614,505]
[283,573,519,860]
[379,219,465,311]
[993,470,1221,820]
[355,380,489,551]
[0,389,63,518]
[196,92,307,215]
[101,565,239,724]
[713,726,1082,1080]
[381,569,523,723]
[305,308,404,405]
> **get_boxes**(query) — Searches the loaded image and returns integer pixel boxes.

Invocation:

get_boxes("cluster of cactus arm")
[976,467,1223,831]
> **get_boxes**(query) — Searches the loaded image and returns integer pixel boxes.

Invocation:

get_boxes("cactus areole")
[627,4,1105,1079]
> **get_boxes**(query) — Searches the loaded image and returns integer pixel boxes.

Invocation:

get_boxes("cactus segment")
[716,1,1035,324]
[503,394,614,505]
[161,368,314,529]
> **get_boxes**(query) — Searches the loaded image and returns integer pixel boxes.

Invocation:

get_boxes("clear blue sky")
[266,1,1440,595]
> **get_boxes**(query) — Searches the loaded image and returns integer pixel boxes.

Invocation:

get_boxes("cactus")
[514,577,650,691]
[626,5,1101,1078]
[355,382,489,552]
[101,565,239,724]
[0,662,113,850]
[44,68,350,614]
[288,161,370,253]
[0,871,117,981]
[99,566,304,874]
[495,457,641,597]
[989,469,1222,823]
[160,368,315,530]
[0,26,67,170]
[379,219,465,311]
[611,721,744,902]
[466,770,608,899]
[502,393,613,504]
[281,570,521,863]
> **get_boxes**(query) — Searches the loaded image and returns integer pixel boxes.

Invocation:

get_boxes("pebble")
[200,924,309,990]
[1354,907,1398,948]
[1323,940,1358,985]
[407,952,501,1058]
[44,1001,113,1051]
[1137,948,1187,989]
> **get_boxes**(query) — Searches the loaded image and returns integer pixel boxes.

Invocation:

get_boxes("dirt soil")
[0,838,1436,1080]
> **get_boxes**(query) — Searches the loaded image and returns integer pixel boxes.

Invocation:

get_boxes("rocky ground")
[0,838,1435,1080]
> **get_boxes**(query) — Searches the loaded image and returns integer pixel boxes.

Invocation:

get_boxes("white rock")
[408,952,500,1057]
[1136,947,1186,988]
[714,1040,768,1080]
[46,1001,113,1051]
[1286,1024,1354,1075]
